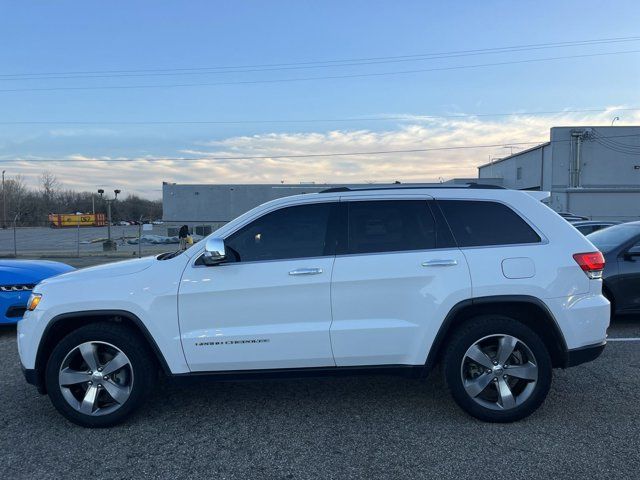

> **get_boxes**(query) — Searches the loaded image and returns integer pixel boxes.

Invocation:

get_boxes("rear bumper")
[544,293,610,350]
[564,341,606,368]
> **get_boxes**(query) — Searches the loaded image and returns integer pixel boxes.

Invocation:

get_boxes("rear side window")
[347,200,436,254]
[225,203,336,262]
[438,200,541,247]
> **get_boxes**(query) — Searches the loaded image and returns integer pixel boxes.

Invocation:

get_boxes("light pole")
[2,170,6,229]
[98,188,120,251]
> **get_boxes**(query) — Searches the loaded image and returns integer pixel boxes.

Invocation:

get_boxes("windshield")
[587,224,640,253]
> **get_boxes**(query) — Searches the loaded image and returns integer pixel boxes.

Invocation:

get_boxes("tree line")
[1,172,162,227]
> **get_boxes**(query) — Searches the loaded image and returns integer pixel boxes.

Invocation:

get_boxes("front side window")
[347,200,436,254]
[224,203,336,262]
[438,200,541,247]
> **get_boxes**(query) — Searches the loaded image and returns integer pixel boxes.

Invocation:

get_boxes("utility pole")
[98,188,120,251]
[2,170,6,229]
[503,145,521,156]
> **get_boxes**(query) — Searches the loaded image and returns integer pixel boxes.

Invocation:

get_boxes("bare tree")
[3,172,162,226]
[40,171,59,209]
[5,175,28,223]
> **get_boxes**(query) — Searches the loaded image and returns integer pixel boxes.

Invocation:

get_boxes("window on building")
[347,200,436,254]
[516,167,523,180]
[438,200,541,247]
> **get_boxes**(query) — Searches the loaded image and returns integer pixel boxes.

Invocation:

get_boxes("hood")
[37,255,157,287]
[0,260,75,286]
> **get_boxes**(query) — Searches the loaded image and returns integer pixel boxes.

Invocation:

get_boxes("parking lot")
[0,224,199,257]
[1,316,639,479]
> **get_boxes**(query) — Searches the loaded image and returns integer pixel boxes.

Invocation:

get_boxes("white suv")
[18,185,609,427]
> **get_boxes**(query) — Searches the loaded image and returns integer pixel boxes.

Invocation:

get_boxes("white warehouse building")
[478,126,640,220]
[162,179,499,225]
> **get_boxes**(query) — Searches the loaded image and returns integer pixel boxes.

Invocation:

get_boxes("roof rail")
[319,183,505,193]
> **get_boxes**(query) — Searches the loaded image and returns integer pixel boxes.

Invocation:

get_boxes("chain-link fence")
[0,220,227,258]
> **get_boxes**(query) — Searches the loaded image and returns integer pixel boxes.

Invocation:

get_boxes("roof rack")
[319,183,505,193]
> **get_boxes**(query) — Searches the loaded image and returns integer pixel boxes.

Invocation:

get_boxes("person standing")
[178,224,189,250]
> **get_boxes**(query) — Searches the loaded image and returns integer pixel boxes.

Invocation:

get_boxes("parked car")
[18,185,609,427]
[1,260,74,325]
[558,212,589,222]
[571,220,621,236]
[152,220,164,225]
[587,222,640,316]
[117,221,130,226]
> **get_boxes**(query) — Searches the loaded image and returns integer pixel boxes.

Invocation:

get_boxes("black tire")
[45,322,157,428]
[443,315,552,423]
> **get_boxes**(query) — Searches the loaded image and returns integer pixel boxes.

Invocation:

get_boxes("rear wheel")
[45,322,156,428]
[443,315,552,422]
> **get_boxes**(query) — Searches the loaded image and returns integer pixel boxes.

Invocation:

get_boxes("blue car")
[0,260,75,324]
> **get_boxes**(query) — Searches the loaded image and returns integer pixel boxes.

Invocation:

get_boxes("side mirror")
[202,237,226,265]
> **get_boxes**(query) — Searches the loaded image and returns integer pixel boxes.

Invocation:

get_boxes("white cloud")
[4,106,639,198]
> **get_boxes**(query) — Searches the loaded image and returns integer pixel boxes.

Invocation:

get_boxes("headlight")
[26,293,42,311]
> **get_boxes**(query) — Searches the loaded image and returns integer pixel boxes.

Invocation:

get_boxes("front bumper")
[565,341,606,368]
[0,290,30,324]
[21,364,46,394]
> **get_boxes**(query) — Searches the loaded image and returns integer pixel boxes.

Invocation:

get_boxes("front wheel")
[443,315,552,422]
[45,322,156,428]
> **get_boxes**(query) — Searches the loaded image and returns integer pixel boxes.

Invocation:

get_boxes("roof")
[477,142,550,169]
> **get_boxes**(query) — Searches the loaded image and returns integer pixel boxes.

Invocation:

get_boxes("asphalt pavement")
[1,317,639,479]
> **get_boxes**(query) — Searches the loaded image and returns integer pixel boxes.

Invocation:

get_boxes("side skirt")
[169,364,428,384]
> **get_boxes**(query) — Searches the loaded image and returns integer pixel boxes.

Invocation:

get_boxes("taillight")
[573,252,605,279]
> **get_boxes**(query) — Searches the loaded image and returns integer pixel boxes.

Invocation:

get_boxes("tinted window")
[587,224,640,253]
[576,225,596,235]
[225,203,335,262]
[347,200,436,254]
[439,200,541,247]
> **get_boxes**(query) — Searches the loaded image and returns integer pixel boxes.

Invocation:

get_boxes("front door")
[615,240,640,313]
[179,202,339,372]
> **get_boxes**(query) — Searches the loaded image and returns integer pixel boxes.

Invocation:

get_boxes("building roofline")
[477,141,551,169]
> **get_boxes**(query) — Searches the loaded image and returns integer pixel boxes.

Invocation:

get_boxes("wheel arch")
[34,309,171,394]
[425,295,568,372]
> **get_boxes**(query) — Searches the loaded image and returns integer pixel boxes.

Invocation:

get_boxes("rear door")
[330,197,471,366]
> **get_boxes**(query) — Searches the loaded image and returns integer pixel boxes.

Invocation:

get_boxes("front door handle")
[289,267,323,276]
[421,259,458,267]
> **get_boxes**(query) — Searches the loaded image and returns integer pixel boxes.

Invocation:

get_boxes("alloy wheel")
[58,341,134,416]
[460,334,538,411]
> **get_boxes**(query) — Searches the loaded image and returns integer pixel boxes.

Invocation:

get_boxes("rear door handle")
[289,268,323,276]
[421,259,458,267]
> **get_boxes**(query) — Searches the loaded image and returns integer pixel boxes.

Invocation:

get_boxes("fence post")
[77,219,80,257]
[138,222,141,258]
[13,223,17,257]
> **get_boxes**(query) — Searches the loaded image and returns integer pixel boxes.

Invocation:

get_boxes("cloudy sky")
[1,1,639,198]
